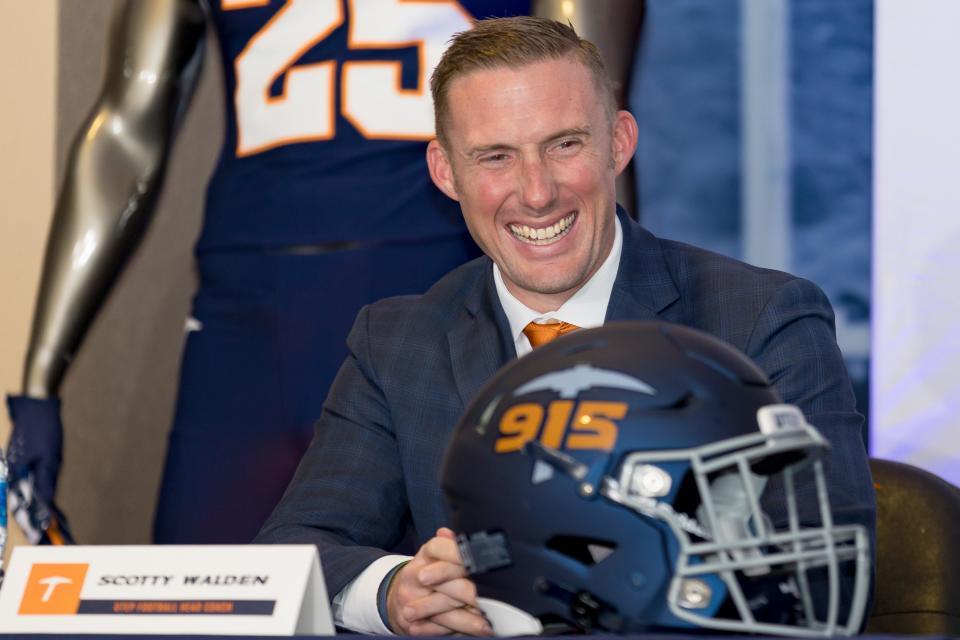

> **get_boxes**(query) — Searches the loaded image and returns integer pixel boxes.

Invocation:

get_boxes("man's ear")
[611,110,639,175]
[426,139,460,201]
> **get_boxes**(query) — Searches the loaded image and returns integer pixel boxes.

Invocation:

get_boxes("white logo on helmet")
[513,364,655,399]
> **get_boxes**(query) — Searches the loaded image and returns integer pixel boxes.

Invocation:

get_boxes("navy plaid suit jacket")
[256,210,876,599]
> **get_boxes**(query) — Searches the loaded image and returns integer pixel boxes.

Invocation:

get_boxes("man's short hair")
[431,16,617,147]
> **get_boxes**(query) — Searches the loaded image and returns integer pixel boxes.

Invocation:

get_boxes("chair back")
[866,458,960,635]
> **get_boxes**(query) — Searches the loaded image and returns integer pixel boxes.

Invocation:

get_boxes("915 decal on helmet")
[441,321,870,637]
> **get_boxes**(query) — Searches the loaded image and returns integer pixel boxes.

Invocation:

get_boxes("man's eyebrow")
[545,126,592,143]
[463,127,593,159]
[463,143,514,158]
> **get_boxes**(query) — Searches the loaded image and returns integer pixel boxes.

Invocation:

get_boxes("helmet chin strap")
[478,585,625,636]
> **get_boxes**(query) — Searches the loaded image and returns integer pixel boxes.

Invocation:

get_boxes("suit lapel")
[448,263,515,409]
[606,210,681,322]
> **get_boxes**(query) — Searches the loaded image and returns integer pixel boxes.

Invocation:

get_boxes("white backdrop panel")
[872,0,960,483]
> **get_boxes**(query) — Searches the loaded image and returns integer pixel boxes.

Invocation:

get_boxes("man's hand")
[5,395,75,545]
[387,527,492,636]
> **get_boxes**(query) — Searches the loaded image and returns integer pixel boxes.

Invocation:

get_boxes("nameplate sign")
[0,545,333,636]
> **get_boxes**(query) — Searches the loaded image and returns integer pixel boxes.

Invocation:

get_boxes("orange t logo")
[19,563,89,615]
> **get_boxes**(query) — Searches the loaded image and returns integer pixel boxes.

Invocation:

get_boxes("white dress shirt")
[332,218,624,633]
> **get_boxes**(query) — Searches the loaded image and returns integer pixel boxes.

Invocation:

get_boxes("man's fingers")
[402,591,463,622]
[429,576,478,605]
[392,578,432,606]
[391,533,481,635]
[424,606,493,636]
[436,526,456,540]
[419,536,463,566]
[418,558,467,587]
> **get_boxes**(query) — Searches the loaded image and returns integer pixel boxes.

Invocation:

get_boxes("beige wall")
[0,2,58,550]
[0,2,58,432]
[1,0,222,546]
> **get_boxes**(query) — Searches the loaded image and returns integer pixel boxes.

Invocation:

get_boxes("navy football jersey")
[199,0,531,251]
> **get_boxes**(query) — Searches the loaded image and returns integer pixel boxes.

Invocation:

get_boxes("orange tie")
[523,321,581,349]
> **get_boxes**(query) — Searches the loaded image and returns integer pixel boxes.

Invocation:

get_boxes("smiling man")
[256,17,875,637]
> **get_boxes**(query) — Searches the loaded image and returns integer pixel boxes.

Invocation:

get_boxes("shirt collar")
[493,216,623,357]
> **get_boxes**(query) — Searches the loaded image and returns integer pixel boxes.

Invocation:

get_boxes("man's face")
[427,55,637,312]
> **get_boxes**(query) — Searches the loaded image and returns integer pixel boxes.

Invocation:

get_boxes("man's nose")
[518,156,558,211]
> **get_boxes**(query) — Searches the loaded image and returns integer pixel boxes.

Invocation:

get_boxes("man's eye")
[555,139,582,152]
[480,153,509,164]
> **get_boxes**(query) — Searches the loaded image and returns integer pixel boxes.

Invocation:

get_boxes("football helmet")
[441,321,870,636]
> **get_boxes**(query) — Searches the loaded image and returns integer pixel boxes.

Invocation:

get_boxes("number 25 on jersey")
[224,0,472,156]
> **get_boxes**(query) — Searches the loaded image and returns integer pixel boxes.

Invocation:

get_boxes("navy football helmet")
[441,321,870,636]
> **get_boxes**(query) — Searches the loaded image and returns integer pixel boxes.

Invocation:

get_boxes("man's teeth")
[509,213,576,245]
